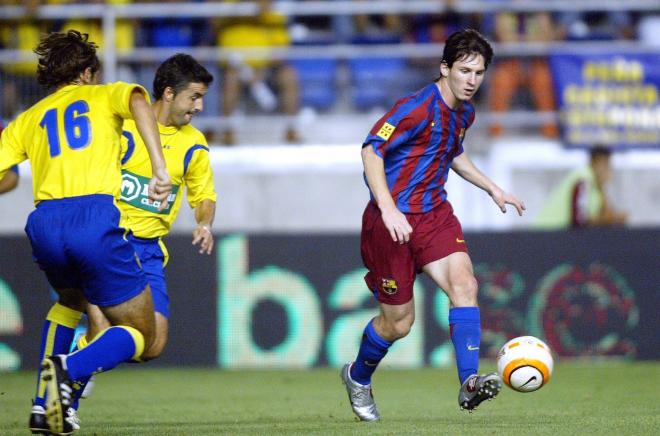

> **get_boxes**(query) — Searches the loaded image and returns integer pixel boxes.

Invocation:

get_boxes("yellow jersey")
[118,120,217,239]
[0,82,149,203]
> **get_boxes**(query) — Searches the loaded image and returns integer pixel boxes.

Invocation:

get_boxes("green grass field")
[1,361,658,435]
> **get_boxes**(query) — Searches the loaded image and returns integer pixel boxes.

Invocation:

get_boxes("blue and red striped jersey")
[363,83,475,214]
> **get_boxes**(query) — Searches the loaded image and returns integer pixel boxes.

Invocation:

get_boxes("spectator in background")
[139,0,212,48]
[215,0,300,145]
[0,0,45,120]
[352,4,403,43]
[535,146,628,229]
[558,10,635,41]
[58,0,138,82]
[404,2,480,90]
[638,12,660,46]
[485,9,559,138]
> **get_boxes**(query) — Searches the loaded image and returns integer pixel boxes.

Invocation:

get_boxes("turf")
[1,361,658,435]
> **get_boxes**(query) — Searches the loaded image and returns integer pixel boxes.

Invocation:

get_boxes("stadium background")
[1,0,659,372]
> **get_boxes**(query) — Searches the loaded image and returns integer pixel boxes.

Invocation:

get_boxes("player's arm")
[0,169,18,194]
[361,145,412,244]
[129,90,172,210]
[451,152,526,216]
[191,199,216,255]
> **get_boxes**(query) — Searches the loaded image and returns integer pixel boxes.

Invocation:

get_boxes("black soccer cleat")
[29,404,50,435]
[41,355,76,435]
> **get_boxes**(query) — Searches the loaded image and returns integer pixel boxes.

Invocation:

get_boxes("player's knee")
[449,275,478,306]
[140,341,164,361]
[384,317,413,340]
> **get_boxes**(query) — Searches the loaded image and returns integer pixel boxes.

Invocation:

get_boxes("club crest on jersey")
[459,128,465,140]
[376,122,396,140]
[381,278,398,295]
[120,170,178,215]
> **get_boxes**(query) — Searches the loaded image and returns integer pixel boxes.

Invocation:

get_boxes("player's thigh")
[100,285,155,344]
[130,236,170,318]
[422,252,477,305]
[54,288,87,313]
[86,303,112,339]
[360,202,416,305]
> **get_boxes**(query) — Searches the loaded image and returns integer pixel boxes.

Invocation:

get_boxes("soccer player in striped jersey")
[341,29,526,421]
[0,30,172,435]
[66,53,217,412]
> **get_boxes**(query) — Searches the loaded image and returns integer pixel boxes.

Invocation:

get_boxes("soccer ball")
[497,336,554,393]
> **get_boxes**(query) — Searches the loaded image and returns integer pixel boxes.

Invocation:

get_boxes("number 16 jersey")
[0,82,149,203]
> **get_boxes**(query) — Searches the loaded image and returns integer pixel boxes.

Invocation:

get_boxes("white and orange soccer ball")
[497,336,554,393]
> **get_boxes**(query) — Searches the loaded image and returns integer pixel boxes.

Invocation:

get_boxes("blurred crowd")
[1,0,659,145]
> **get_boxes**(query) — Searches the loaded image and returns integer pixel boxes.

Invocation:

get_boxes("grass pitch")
[1,361,658,435]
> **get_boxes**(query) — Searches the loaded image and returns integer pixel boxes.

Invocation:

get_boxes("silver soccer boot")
[458,372,502,411]
[340,362,380,422]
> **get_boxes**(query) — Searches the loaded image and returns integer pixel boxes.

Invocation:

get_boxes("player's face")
[169,82,208,127]
[441,54,486,104]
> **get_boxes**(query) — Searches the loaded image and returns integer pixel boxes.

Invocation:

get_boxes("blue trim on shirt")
[121,131,136,165]
[183,144,209,175]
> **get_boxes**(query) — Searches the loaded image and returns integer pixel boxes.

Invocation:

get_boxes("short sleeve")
[184,137,217,209]
[106,82,150,120]
[362,97,428,158]
[0,122,27,180]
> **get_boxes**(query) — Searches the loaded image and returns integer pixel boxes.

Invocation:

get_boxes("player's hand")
[148,167,172,212]
[380,204,412,244]
[192,224,214,255]
[491,187,526,216]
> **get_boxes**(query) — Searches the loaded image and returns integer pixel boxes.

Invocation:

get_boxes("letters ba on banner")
[549,52,660,149]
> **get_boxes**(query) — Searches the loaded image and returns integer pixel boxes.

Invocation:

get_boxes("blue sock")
[350,319,392,385]
[449,307,481,385]
[69,335,90,410]
[34,304,83,408]
[64,326,145,382]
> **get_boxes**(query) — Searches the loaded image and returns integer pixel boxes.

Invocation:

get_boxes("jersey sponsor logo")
[456,238,465,244]
[120,170,179,215]
[376,122,396,140]
[467,345,479,351]
[459,128,465,140]
[381,278,398,295]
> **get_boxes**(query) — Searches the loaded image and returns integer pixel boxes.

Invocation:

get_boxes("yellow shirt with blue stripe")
[0,82,149,202]
[118,119,217,239]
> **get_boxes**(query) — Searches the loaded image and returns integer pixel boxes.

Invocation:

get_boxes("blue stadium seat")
[289,58,338,111]
[349,57,407,110]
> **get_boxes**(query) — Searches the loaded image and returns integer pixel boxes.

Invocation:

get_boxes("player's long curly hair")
[34,30,100,90]
[152,53,214,100]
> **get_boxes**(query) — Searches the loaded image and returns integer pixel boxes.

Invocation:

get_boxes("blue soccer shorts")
[25,194,148,307]
[127,234,170,318]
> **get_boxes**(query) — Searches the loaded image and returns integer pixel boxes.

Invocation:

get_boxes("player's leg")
[71,237,171,410]
[341,202,416,422]
[24,205,87,434]
[423,252,480,382]
[416,201,500,411]
[36,196,156,433]
[30,289,85,435]
[423,252,501,411]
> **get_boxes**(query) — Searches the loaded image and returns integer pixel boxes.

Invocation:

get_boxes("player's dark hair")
[152,53,214,100]
[441,28,494,70]
[34,30,100,90]
[590,145,612,161]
